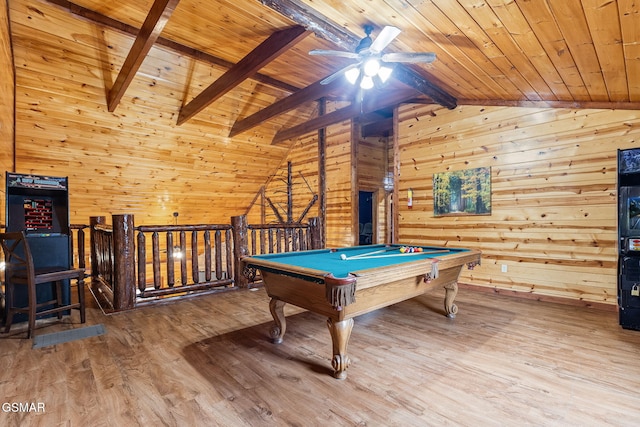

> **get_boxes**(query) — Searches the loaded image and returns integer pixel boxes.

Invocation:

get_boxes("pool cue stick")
[345,249,450,260]
[342,246,397,260]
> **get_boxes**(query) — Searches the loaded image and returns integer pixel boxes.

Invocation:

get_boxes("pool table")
[242,244,481,379]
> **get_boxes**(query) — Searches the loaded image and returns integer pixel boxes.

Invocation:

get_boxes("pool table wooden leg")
[327,317,354,380]
[269,298,287,344]
[444,281,459,318]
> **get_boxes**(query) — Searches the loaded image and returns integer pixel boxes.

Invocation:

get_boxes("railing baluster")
[192,231,199,283]
[250,229,257,256]
[152,232,161,290]
[259,229,266,255]
[268,229,274,253]
[225,229,233,279]
[277,229,282,253]
[78,228,86,268]
[284,229,290,252]
[69,226,87,269]
[204,230,212,282]
[166,232,175,287]
[298,228,305,251]
[215,230,222,280]
[180,230,187,286]
[137,232,146,293]
[292,228,298,251]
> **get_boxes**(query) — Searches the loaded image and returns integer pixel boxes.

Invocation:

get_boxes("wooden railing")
[247,216,323,255]
[89,217,117,311]
[87,214,323,311]
[135,224,234,300]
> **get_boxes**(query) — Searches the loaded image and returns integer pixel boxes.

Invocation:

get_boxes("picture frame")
[433,167,491,216]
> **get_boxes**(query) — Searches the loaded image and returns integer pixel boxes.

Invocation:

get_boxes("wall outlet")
[501,264,508,273]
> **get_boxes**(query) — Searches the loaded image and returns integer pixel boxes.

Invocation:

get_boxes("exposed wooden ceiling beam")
[259,0,356,49]
[176,25,309,125]
[107,0,181,112]
[392,65,457,110]
[259,0,457,109]
[272,89,421,144]
[229,77,347,137]
[44,0,300,94]
[458,99,640,110]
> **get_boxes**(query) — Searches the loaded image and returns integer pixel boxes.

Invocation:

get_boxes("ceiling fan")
[310,25,437,89]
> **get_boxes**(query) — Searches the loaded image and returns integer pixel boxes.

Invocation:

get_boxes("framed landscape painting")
[433,167,491,216]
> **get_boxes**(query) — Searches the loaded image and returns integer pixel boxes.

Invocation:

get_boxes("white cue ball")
[340,254,347,260]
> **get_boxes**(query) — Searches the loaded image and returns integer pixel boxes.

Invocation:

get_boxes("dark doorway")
[359,191,374,245]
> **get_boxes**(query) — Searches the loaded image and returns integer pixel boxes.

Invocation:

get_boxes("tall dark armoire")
[3,172,72,323]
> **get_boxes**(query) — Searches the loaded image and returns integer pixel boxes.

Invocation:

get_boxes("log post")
[318,97,327,245]
[232,215,249,288]
[309,216,324,249]
[287,161,293,223]
[112,214,136,310]
[89,216,106,281]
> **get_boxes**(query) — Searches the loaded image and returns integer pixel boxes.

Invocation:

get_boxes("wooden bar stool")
[1,231,86,339]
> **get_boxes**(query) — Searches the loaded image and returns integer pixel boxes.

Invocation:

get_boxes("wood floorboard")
[1,286,640,426]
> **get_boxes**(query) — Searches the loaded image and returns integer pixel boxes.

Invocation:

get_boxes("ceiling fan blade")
[309,49,360,59]
[369,26,401,54]
[381,52,437,63]
[320,62,361,85]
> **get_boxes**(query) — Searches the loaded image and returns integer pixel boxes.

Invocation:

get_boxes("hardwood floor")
[1,285,640,426]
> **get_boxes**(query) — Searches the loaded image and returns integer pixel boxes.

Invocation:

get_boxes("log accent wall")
[0,0,14,219]
[396,104,640,306]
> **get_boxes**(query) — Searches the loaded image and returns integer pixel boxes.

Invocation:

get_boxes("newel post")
[309,216,324,249]
[112,214,136,310]
[231,215,249,288]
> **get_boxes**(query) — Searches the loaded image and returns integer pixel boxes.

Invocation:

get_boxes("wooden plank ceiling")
[42,0,640,140]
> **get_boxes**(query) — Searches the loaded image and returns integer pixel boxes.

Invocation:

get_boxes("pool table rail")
[351,248,481,291]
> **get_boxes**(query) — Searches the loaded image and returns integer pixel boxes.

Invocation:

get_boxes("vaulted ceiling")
[41,0,640,140]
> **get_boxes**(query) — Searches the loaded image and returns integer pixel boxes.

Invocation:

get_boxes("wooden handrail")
[137,224,231,232]
[248,223,309,230]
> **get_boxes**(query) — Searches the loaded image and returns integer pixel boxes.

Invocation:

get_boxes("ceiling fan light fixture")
[360,75,374,90]
[378,66,393,83]
[363,58,381,77]
[311,25,436,90]
[345,67,360,84]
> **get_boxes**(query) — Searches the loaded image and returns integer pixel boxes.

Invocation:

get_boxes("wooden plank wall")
[0,0,14,221]
[323,121,356,248]
[357,133,390,245]
[7,0,315,227]
[396,103,640,306]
